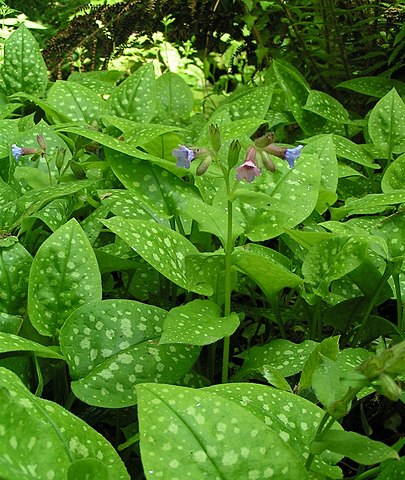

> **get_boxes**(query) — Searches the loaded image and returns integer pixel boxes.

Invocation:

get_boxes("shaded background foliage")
[11,0,404,94]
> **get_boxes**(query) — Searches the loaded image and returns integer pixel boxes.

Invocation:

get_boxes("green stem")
[33,355,43,397]
[352,262,393,346]
[305,412,332,470]
[392,268,403,332]
[222,172,234,383]
[45,158,52,185]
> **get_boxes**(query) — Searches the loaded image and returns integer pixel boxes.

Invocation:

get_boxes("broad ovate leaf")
[0,367,129,480]
[60,299,200,408]
[28,219,102,336]
[160,299,240,346]
[136,383,309,480]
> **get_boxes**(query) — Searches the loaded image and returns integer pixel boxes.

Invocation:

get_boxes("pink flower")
[235,147,261,182]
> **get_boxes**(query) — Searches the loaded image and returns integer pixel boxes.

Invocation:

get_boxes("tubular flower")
[235,146,261,183]
[172,145,196,169]
[284,145,304,169]
[11,144,23,162]
[11,144,40,162]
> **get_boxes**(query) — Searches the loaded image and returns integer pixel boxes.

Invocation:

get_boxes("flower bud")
[36,134,47,151]
[196,154,213,176]
[209,124,221,152]
[227,140,241,169]
[70,160,86,179]
[259,151,276,172]
[377,373,402,402]
[254,132,275,149]
[263,143,287,159]
[55,147,66,172]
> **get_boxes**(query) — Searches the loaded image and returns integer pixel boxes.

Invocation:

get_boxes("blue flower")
[284,145,303,168]
[12,144,23,162]
[172,145,196,169]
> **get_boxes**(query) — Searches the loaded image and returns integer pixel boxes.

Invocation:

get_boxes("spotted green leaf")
[102,115,183,145]
[372,214,405,260]
[238,153,321,241]
[160,299,240,346]
[311,430,398,465]
[47,81,107,125]
[0,313,22,334]
[212,85,274,123]
[272,60,325,134]
[376,457,405,479]
[337,76,405,98]
[305,90,350,123]
[0,241,32,315]
[155,71,194,120]
[330,134,378,169]
[104,157,200,216]
[368,88,405,156]
[0,25,48,96]
[67,458,109,480]
[60,299,200,408]
[330,191,405,220]
[136,383,309,480]
[108,62,156,122]
[232,245,302,300]
[237,339,318,379]
[103,216,212,295]
[304,134,338,212]
[0,119,19,157]
[302,236,370,300]
[381,152,405,192]
[0,367,129,480]
[0,331,63,359]
[206,383,343,479]
[28,218,102,336]
[29,197,74,232]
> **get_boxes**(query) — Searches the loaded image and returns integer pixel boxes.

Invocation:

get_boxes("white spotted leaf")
[237,153,321,241]
[60,299,200,408]
[381,152,405,192]
[237,339,318,379]
[104,158,200,217]
[302,236,370,300]
[206,383,343,479]
[103,217,212,295]
[155,71,194,121]
[108,62,157,122]
[136,383,309,480]
[305,90,350,123]
[0,332,63,359]
[272,60,325,134]
[337,77,405,98]
[330,191,405,221]
[368,88,405,155]
[1,25,48,96]
[160,299,240,346]
[47,81,107,125]
[304,134,339,213]
[0,367,130,480]
[28,218,102,336]
[311,430,398,465]
[232,245,302,300]
[0,241,32,315]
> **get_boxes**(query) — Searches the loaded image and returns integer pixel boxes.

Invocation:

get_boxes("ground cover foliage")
[0,4,405,479]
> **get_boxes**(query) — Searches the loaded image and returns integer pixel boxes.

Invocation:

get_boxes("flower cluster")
[171,130,304,185]
[235,137,304,183]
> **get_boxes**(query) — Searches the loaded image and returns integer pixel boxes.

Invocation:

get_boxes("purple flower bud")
[284,145,303,168]
[172,145,196,169]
